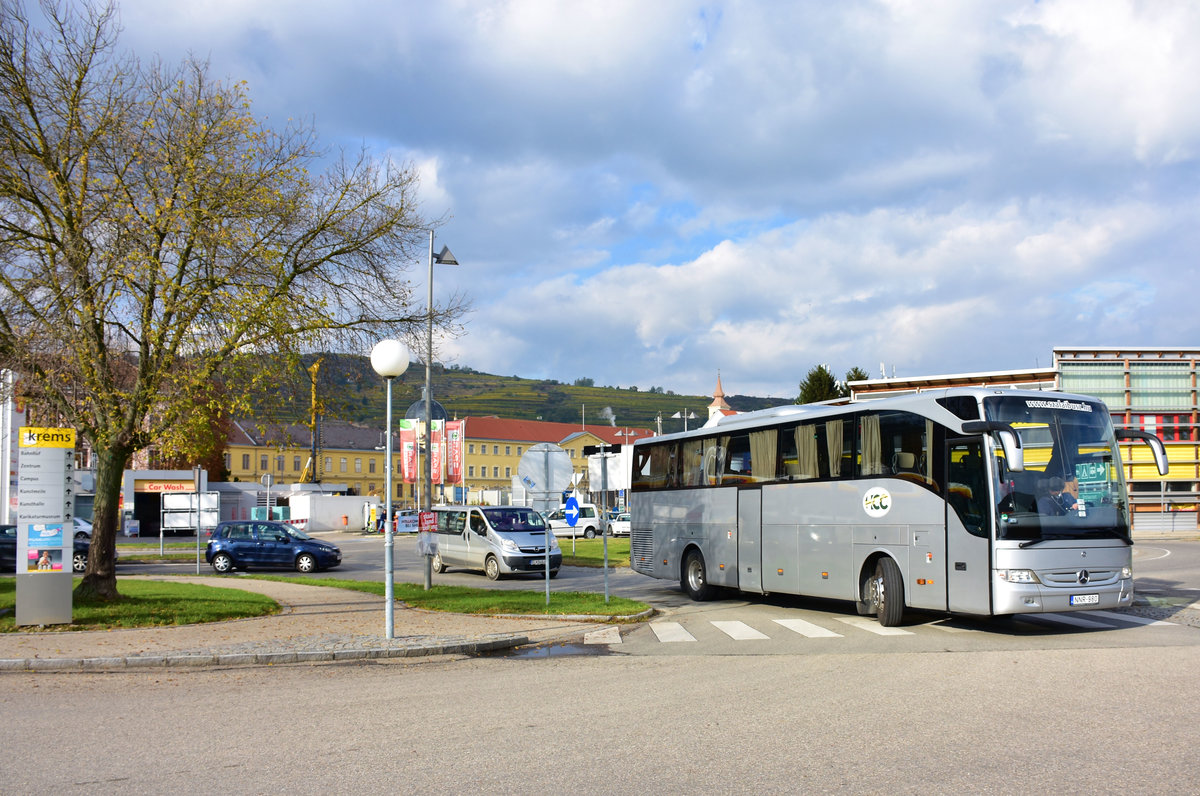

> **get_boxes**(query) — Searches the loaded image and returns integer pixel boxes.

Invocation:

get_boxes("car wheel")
[72,551,87,573]
[295,553,318,573]
[431,553,445,573]
[74,531,89,540]
[212,552,234,573]
[584,526,596,539]
[484,555,501,581]
[681,548,714,601]
[549,568,559,579]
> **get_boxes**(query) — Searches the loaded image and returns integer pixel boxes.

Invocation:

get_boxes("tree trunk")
[73,443,130,602]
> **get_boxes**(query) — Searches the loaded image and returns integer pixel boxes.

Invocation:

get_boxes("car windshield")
[481,508,546,531]
[984,395,1130,543]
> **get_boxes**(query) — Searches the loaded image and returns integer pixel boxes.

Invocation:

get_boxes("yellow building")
[223,416,653,508]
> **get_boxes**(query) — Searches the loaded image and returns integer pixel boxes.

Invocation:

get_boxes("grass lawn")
[244,574,648,618]
[0,578,280,632]
[557,536,630,568]
[0,574,650,631]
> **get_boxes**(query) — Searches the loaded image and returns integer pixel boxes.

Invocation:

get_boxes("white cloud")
[108,0,1200,400]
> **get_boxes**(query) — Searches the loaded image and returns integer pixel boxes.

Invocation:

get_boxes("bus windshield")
[984,395,1130,544]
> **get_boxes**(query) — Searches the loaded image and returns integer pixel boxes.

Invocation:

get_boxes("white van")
[430,506,562,580]
[545,502,602,538]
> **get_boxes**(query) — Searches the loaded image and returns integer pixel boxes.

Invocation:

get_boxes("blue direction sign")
[564,496,580,527]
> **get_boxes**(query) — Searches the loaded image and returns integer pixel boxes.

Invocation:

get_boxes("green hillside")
[304,353,783,431]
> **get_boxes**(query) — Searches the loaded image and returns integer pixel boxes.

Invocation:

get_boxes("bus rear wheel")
[682,549,714,601]
[869,557,905,627]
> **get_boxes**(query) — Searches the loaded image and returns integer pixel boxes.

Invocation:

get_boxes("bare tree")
[0,1,452,599]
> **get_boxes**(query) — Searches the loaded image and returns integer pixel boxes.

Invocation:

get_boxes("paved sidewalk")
[0,576,616,672]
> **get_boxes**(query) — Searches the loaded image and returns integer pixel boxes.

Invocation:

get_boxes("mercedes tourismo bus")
[629,388,1168,626]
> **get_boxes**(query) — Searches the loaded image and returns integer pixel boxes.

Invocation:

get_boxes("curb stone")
[0,633,532,673]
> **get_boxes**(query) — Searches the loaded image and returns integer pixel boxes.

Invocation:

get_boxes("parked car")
[205,520,341,573]
[430,506,560,580]
[1,523,94,573]
[606,512,631,536]
[72,517,93,539]
[545,503,602,538]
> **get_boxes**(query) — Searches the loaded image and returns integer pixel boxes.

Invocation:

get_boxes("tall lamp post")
[370,339,410,639]
[424,231,458,589]
[672,409,698,431]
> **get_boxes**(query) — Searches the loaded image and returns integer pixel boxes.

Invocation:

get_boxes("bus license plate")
[1070,594,1099,606]
[529,559,544,567]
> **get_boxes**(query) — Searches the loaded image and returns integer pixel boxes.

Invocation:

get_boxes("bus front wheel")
[682,549,714,601]
[868,557,905,627]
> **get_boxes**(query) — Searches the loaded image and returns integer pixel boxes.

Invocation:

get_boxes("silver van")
[430,506,562,580]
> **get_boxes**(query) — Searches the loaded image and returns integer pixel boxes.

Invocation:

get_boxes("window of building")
[468,466,475,478]
[260,455,268,470]
[223,453,232,470]
[339,457,347,473]
[1059,362,1126,409]
[324,456,332,472]
[517,446,523,456]
[355,458,362,473]
[293,456,301,471]
[505,467,511,478]
[469,443,476,455]
[1130,363,1192,409]
[493,445,499,456]
[505,446,511,456]
[241,453,250,470]
[369,459,376,474]
[492,466,499,478]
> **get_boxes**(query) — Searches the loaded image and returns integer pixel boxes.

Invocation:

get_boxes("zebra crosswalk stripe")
[1023,612,1112,629]
[712,620,770,640]
[649,621,697,642]
[773,618,843,638]
[1088,610,1175,627]
[834,617,915,636]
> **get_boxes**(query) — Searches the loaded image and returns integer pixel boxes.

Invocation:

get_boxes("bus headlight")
[1121,566,1132,579]
[997,569,1041,584]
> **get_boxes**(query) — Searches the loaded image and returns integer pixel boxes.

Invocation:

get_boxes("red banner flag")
[399,420,417,483]
[445,420,464,484]
[430,420,444,484]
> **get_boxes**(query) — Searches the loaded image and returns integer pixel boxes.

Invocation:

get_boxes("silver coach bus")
[629,388,1168,626]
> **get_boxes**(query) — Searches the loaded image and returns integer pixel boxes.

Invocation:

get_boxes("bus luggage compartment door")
[737,489,763,594]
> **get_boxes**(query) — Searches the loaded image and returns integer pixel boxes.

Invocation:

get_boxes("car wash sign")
[16,427,75,626]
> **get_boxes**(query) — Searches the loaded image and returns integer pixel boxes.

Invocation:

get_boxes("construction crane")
[299,358,323,483]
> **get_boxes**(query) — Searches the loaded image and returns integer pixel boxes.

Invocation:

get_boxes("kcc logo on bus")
[863,487,892,518]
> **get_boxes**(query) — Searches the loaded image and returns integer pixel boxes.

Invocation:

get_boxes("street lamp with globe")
[370,338,410,639]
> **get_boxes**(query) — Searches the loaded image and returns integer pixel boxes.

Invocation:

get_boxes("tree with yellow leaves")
[0,1,448,599]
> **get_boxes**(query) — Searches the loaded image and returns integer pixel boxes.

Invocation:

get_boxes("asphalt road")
[2,645,1198,792]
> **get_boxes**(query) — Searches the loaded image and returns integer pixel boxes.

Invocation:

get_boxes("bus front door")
[737,488,763,594]
[945,437,992,616]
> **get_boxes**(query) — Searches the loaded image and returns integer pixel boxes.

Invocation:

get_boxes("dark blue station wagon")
[205,521,341,574]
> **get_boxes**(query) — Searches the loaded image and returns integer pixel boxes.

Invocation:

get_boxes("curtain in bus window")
[704,437,728,485]
[649,445,674,488]
[750,429,777,482]
[681,439,704,486]
[632,449,652,489]
[825,420,843,478]
[922,419,934,481]
[860,414,884,476]
[795,425,819,479]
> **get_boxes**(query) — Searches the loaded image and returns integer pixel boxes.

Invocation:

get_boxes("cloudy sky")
[115,0,1200,400]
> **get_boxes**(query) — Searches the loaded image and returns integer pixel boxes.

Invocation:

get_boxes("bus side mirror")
[1115,429,1169,476]
[962,420,1024,472]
